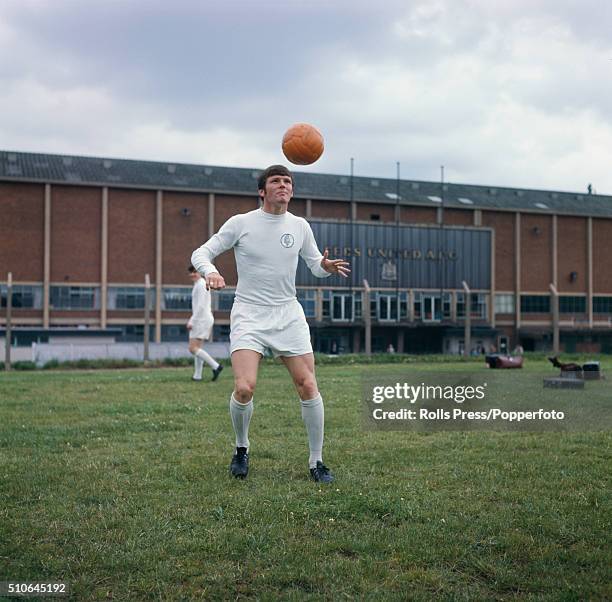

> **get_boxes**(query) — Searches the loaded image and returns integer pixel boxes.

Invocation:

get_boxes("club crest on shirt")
[280,233,295,248]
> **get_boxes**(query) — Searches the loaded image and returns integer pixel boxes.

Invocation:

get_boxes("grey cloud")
[1,1,394,102]
[0,0,610,193]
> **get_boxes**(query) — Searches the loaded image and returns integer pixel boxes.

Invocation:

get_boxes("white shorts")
[189,319,213,341]
[230,299,312,358]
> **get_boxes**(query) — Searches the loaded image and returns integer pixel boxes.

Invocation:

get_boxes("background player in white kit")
[187,264,223,382]
[191,165,350,482]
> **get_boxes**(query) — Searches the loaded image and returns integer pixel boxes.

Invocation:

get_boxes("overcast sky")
[1,0,610,193]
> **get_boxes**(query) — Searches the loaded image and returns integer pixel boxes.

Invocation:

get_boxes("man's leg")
[200,339,223,381]
[189,337,220,377]
[188,338,205,380]
[228,349,261,478]
[281,354,333,482]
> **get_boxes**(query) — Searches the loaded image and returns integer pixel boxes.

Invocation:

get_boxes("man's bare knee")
[234,380,256,403]
[295,376,318,400]
[188,340,200,354]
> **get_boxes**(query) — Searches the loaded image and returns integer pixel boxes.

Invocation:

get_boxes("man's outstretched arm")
[320,248,351,277]
[191,215,240,290]
[300,221,351,279]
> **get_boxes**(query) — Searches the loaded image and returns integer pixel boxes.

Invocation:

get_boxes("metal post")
[144,274,151,363]
[364,279,371,356]
[587,217,593,329]
[514,212,521,334]
[155,191,163,344]
[43,184,51,328]
[440,166,445,316]
[100,187,108,329]
[462,280,471,358]
[349,158,355,322]
[5,272,12,370]
[550,283,559,355]
[395,162,401,347]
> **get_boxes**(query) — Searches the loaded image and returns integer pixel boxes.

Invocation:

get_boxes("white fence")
[0,344,32,363]
[29,342,231,366]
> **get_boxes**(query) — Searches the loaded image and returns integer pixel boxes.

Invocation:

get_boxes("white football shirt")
[191,208,330,306]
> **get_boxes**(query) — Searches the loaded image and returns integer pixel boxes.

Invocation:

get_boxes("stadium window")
[495,294,515,314]
[442,293,452,319]
[160,325,187,341]
[50,286,99,310]
[399,292,409,319]
[456,293,465,318]
[520,295,551,313]
[370,214,380,221]
[331,291,353,321]
[216,289,235,312]
[558,296,586,313]
[322,290,331,319]
[370,297,377,319]
[377,292,399,321]
[115,324,155,342]
[163,287,192,310]
[456,293,486,319]
[108,287,155,310]
[414,293,422,319]
[125,325,143,338]
[0,284,43,309]
[593,296,612,313]
[353,292,362,319]
[212,324,231,341]
[297,289,316,318]
[420,294,442,321]
[470,294,487,319]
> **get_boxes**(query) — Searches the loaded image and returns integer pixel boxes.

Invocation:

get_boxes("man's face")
[260,174,293,208]
[189,271,201,283]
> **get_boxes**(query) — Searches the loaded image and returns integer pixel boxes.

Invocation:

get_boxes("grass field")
[1,357,611,600]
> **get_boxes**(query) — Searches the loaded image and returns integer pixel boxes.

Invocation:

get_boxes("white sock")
[230,394,253,449]
[301,394,324,469]
[193,355,204,379]
[195,348,219,370]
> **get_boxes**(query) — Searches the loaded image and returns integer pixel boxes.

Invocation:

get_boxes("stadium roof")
[1,150,610,217]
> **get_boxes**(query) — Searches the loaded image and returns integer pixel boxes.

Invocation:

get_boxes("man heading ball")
[191,165,350,482]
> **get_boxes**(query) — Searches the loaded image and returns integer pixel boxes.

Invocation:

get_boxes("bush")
[43,358,143,370]
[311,352,484,366]
[42,359,61,370]
[14,350,609,372]
[12,361,37,370]
[162,357,192,367]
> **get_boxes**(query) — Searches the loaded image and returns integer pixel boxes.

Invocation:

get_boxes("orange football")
[281,123,324,165]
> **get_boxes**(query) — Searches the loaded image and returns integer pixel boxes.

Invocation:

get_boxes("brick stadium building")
[2,150,612,354]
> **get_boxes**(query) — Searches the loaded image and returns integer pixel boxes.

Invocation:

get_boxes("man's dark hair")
[188,264,197,273]
[257,165,293,191]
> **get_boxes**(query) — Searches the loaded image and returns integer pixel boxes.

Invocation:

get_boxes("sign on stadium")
[297,222,492,289]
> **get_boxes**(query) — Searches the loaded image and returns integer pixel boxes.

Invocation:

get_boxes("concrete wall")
[0,341,33,362]
[30,341,230,364]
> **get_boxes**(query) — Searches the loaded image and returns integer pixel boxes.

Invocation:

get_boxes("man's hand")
[187,321,193,331]
[321,249,351,277]
[205,272,226,290]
